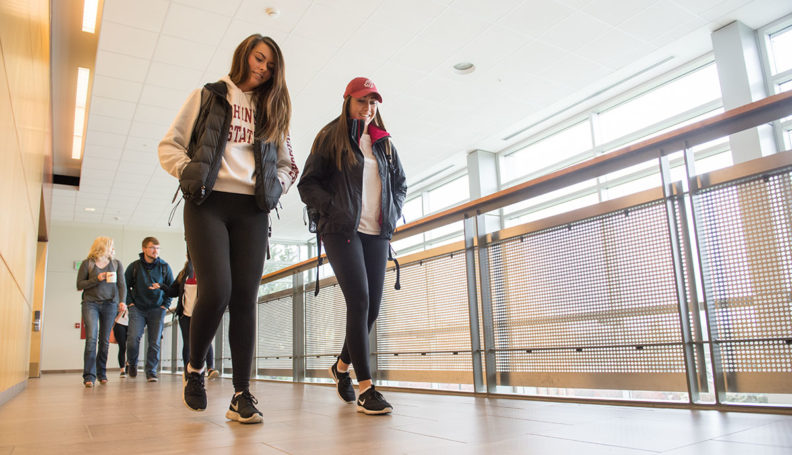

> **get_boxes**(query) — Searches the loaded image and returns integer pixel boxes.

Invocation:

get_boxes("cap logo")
[363,79,374,88]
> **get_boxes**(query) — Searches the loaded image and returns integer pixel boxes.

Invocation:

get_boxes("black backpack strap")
[314,232,323,296]
[388,243,400,291]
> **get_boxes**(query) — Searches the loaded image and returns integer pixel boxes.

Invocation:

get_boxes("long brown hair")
[310,96,390,170]
[228,34,291,147]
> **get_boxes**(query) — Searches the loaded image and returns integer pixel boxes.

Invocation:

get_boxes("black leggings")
[178,315,214,371]
[113,323,128,368]
[184,191,269,392]
[322,232,389,381]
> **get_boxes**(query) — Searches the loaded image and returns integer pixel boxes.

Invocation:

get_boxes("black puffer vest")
[179,80,282,212]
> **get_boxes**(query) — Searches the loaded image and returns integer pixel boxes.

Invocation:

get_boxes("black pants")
[184,191,269,392]
[322,232,389,381]
[178,314,214,371]
[112,323,128,369]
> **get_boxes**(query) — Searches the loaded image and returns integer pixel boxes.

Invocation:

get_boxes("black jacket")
[298,119,407,239]
[179,80,282,212]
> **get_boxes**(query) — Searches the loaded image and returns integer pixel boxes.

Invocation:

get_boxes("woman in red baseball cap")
[298,77,407,415]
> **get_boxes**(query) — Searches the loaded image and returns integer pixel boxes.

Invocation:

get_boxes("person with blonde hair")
[159,33,298,423]
[76,236,126,387]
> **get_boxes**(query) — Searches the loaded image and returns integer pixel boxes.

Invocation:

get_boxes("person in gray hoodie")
[76,236,126,387]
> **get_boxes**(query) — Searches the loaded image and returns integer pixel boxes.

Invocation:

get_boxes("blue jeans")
[82,300,117,382]
[126,305,166,378]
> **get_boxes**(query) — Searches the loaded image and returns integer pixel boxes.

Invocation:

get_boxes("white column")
[712,21,777,163]
[466,149,501,233]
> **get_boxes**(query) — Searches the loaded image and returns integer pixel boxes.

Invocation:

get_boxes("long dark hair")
[228,34,291,148]
[309,96,390,170]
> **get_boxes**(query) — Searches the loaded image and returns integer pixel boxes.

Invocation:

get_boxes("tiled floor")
[1,373,791,454]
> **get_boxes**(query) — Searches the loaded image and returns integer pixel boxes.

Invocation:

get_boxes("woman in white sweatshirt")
[158,33,298,424]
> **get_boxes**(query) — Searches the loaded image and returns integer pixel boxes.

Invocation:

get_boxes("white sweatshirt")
[158,75,299,195]
[357,133,382,235]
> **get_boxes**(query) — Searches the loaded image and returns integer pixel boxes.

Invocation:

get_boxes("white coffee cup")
[106,271,117,283]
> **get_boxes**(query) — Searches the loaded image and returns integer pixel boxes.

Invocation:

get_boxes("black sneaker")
[126,364,137,378]
[183,371,207,412]
[356,385,393,415]
[147,375,158,382]
[328,361,355,403]
[225,390,263,424]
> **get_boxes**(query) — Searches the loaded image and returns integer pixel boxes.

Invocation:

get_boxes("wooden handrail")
[261,90,792,284]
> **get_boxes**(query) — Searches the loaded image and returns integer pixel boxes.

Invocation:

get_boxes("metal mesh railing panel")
[376,252,473,376]
[485,201,688,387]
[304,272,347,373]
[695,171,792,382]
[256,295,293,372]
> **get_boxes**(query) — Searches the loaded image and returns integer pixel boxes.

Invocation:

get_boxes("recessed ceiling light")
[453,62,475,75]
[84,207,95,212]
[265,7,280,17]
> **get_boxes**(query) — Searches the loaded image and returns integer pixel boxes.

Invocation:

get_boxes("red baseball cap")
[343,77,382,103]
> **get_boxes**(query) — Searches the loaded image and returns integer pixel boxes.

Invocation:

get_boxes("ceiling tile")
[94,51,150,82]
[173,0,242,15]
[618,1,701,43]
[138,84,193,110]
[98,21,159,59]
[577,28,655,70]
[84,132,127,149]
[102,0,169,32]
[450,0,523,23]
[153,35,216,70]
[91,75,143,103]
[90,97,138,120]
[540,11,611,53]
[128,120,168,140]
[497,0,574,38]
[234,0,312,30]
[582,0,656,27]
[145,62,203,90]
[87,113,131,135]
[161,3,231,45]
[293,3,358,45]
[418,8,489,49]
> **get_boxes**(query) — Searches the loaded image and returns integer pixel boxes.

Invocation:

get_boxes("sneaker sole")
[182,375,206,412]
[328,366,355,404]
[356,405,393,415]
[207,370,220,379]
[225,409,263,424]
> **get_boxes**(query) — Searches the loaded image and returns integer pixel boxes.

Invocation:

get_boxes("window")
[501,121,592,185]
[426,175,469,214]
[768,25,792,75]
[598,63,721,144]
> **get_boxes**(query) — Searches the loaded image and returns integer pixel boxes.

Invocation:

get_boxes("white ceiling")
[50,0,792,241]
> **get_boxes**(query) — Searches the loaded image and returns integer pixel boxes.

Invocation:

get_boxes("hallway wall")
[0,0,52,404]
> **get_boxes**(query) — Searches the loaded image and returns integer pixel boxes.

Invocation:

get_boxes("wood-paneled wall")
[0,0,51,403]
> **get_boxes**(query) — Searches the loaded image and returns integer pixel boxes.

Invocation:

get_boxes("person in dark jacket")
[124,236,174,382]
[158,34,298,424]
[298,77,407,415]
[76,236,126,387]
[166,254,219,379]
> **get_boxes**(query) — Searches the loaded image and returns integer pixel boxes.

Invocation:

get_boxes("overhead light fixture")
[84,207,96,212]
[82,0,99,33]
[265,7,280,18]
[453,62,475,75]
[72,67,90,159]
